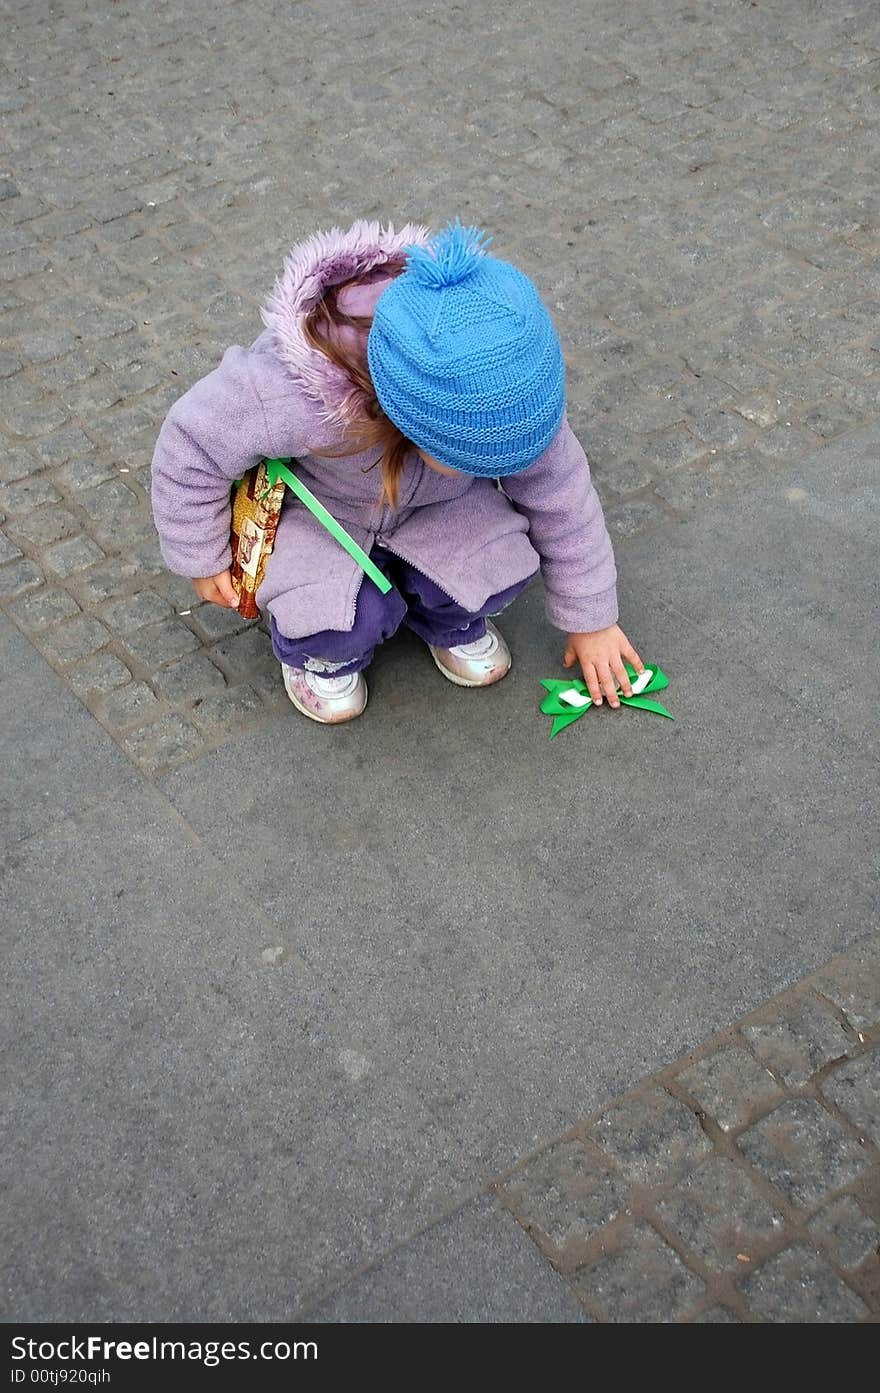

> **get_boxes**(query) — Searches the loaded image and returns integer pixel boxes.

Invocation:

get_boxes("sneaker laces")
[305,669,360,697]
[446,628,498,659]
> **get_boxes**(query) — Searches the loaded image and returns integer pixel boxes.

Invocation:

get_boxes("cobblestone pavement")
[495,934,880,1321]
[1,0,879,773]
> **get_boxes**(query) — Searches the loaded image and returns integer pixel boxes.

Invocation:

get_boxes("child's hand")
[563,625,644,708]
[193,569,239,608]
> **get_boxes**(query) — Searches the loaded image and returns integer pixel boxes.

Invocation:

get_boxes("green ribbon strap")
[263,458,393,595]
[540,663,673,739]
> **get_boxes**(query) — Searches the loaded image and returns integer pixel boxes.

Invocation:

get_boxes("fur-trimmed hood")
[261,219,430,424]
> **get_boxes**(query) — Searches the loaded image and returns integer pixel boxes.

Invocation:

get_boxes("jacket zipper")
[375,534,456,599]
[346,530,377,628]
[362,457,458,607]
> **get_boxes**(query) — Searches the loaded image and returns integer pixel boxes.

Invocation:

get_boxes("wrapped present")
[230,460,287,618]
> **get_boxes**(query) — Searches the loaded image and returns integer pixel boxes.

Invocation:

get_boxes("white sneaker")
[281,663,368,724]
[428,619,512,688]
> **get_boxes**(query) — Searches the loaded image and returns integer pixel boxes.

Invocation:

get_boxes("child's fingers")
[216,573,239,607]
[199,571,238,607]
[623,640,644,672]
[563,645,576,668]
[612,658,633,698]
[192,573,237,607]
[580,661,603,706]
[597,661,621,708]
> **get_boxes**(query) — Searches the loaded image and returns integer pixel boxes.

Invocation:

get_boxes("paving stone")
[632,361,694,397]
[208,627,276,681]
[737,1099,869,1209]
[499,1141,627,1254]
[94,404,156,452]
[42,291,100,319]
[683,345,768,393]
[0,248,51,282]
[190,684,264,734]
[44,536,105,577]
[821,1052,880,1145]
[77,478,141,530]
[812,949,880,1032]
[34,353,99,393]
[70,309,136,338]
[0,447,44,484]
[95,333,159,373]
[0,476,62,514]
[187,602,254,642]
[122,714,205,772]
[800,400,861,440]
[110,360,165,397]
[0,558,44,596]
[9,587,80,631]
[827,346,880,379]
[5,504,81,548]
[688,409,754,449]
[0,533,22,564]
[32,427,95,465]
[741,995,853,1088]
[655,1157,786,1272]
[739,1245,868,1323]
[589,1088,713,1186]
[616,394,687,434]
[733,390,795,429]
[592,455,656,497]
[68,653,132,697]
[676,1046,784,1133]
[55,457,118,491]
[807,1195,880,1270]
[752,422,822,460]
[16,328,80,364]
[77,551,165,603]
[121,617,202,669]
[153,654,227,703]
[154,573,205,611]
[248,665,289,705]
[63,375,123,414]
[100,591,173,635]
[652,469,725,512]
[571,1220,704,1322]
[35,616,112,667]
[98,681,162,728]
[4,370,51,414]
[603,497,669,540]
[30,210,94,240]
[632,431,710,479]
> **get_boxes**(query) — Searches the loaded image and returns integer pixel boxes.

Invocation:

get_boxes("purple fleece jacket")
[151,220,619,641]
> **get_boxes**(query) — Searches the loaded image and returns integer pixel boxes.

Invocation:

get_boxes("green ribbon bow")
[263,458,393,595]
[540,663,673,739]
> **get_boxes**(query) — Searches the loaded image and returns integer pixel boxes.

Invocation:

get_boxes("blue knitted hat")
[366,222,565,476]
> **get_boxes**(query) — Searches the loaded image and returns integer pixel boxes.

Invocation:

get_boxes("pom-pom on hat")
[366,221,565,476]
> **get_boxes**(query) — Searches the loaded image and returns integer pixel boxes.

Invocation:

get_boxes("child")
[151,219,643,724]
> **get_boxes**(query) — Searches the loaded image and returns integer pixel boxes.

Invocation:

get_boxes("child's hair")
[303,272,412,507]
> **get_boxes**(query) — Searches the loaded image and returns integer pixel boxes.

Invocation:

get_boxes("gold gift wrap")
[230,461,286,618]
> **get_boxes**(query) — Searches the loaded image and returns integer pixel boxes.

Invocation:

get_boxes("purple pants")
[270,545,532,675]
